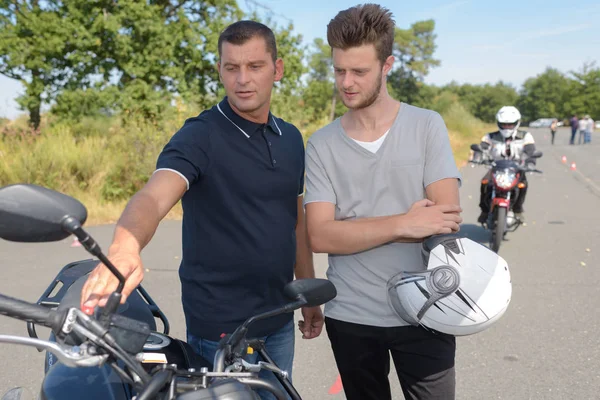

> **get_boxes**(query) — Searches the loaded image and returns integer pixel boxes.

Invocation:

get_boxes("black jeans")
[325,317,456,400]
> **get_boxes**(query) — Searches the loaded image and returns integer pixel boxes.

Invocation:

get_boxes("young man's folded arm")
[305,200,404,255]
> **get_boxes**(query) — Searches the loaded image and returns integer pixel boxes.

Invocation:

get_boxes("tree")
[387,69,438,109]
[50,87,119,122]
[516,67,572,121]
[300,38,346,123]
[0,1,243,128]
[0,1,102,129]
[388,20,441,106]
[568,62,600,119]
[443,81,519,122]
[84,0,242,122]
[393,20,440,77]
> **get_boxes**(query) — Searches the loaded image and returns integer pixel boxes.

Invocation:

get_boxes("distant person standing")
[550,118,558,145]
[578,115,588,145]
[583,115,593,144]
[569,114,578,145]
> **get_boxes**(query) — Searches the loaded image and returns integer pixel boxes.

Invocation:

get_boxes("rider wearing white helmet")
[477,106,538,223]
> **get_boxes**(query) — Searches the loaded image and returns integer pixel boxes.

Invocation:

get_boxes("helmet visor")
[498,122,517,130]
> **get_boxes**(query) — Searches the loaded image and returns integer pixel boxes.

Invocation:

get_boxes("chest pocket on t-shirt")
[384,158,424,213]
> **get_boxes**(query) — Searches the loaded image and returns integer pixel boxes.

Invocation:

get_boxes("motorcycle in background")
[470,144,543,253]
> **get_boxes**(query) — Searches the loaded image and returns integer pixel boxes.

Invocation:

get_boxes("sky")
[1,0,599,119]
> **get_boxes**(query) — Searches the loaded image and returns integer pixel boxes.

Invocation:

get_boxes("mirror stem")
[244,297,307,329]
[225,296,307,351]
[61,216,126,293]
[97,253,126,294]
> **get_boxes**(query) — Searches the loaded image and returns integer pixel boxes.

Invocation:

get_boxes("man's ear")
[274,58,284,82]
[216,62,223,83]
[383,55,395,75]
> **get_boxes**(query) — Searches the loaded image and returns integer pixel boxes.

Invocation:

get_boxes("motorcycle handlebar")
[0,291,298,400]
[0,293,65,334]
[136,369,174,400]
[470,160,542,173]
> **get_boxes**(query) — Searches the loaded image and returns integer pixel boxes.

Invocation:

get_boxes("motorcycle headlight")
[493,170,518,189]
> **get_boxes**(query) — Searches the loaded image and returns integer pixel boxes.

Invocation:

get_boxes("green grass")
[0,113,186,225]
[1,102,493,225]
[441,102,496,166]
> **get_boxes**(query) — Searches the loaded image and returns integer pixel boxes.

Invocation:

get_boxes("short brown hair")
[218,20,277,63]
[326,3,395,64]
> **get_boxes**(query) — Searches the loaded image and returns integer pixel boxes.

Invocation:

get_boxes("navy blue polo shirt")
[155,97,305,341]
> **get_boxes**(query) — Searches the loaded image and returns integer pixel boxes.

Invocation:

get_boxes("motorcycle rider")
[476,106,539,224]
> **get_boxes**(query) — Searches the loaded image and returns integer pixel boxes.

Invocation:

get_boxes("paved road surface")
[0,127,598,399]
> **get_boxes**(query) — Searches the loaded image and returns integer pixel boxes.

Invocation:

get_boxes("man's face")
[332,44,392,110]
[218,36,283,117]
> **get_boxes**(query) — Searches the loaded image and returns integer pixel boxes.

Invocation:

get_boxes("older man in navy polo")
[80,20,323,400]
[155,93,309,340]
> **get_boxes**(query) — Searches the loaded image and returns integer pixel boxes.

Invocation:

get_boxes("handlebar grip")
[0,294,65,334]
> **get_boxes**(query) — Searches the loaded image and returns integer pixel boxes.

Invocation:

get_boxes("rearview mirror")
[220,278,337,357]
[0,184,87,243]
[284,278,337,308]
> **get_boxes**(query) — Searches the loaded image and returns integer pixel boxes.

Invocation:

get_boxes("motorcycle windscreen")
[41,362,131,400]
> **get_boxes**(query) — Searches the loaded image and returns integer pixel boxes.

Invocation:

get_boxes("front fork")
[487,189,510,229]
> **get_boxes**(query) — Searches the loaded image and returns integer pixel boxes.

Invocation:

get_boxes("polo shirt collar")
[217,97,281,138]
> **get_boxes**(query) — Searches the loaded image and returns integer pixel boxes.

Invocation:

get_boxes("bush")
[439,101,496,165]
[0,113,181,223]
[0,96,493,224]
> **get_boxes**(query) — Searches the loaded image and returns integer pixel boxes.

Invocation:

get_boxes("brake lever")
[257,361,289,379]
[0,335,108,367]
[238,359,289,379]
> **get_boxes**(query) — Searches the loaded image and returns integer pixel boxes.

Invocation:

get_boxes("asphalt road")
[0,126,598,399]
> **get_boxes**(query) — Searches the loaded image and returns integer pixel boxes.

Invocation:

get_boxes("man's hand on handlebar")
[80,247,144,315]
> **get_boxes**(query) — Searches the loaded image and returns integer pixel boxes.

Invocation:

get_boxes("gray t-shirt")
[304,103,461,327]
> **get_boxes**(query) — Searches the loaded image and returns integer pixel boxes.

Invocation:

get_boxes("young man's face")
[218,36,283,118]
[332,43,393,110]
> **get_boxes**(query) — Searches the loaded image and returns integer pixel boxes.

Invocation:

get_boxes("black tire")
[491,207,507,253]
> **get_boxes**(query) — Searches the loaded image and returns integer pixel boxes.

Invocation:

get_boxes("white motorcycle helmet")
[496,106,521,138]
[387,234,512,336]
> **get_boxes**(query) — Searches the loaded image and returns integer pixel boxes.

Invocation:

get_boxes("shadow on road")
[459,223,490,245]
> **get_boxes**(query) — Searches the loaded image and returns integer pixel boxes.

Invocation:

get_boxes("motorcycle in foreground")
[469,144,543,253]
[0,183,337,400]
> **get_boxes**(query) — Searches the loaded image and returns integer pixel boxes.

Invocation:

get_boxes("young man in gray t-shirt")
[303,5,463,400]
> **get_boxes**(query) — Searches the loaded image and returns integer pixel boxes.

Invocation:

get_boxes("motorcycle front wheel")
[491,207,507,253]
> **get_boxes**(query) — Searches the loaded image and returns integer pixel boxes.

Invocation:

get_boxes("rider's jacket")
[479,130,536,161]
